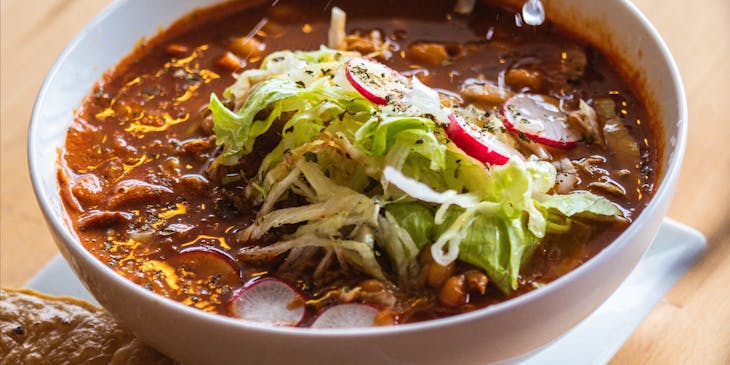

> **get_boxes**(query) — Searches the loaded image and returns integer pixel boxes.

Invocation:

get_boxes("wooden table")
[1,1,728,363]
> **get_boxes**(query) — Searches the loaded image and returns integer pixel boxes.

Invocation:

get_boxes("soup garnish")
[59,0,658,327]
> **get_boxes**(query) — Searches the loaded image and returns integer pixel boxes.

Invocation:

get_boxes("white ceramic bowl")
[29,0,686,364]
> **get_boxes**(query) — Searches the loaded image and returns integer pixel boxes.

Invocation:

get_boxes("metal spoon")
[522,0,545,26]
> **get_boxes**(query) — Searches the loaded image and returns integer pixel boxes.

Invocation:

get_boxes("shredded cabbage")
[210,47,624,293]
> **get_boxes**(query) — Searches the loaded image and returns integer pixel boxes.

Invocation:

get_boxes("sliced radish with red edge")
[445,113,521,165]
[170,247,242,286]
[345,57,410,105]
[311,303,378,329]
[501,93,582,149]
[177,246,240,272]
[229,278,306,326]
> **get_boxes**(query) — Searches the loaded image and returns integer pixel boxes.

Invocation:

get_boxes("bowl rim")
[28,0,687,338]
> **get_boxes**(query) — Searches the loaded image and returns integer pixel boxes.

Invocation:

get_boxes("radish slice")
[229,278,306,326]
[171,247,243,285]
[178,246,239,270]
[345,57,410,105]
[501,93,582,149]
[445,113,521,165]
[311,304,378,329]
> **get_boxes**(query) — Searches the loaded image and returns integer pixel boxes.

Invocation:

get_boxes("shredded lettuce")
[377,212,422,285]
[210,47,625,294]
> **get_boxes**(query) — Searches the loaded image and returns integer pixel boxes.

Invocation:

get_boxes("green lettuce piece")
[355,116,440,156]
[385,202,435,249]
[377,212,422,285]
[538,191,622,217]
[456,209,540,293]
[210,77,302,164]
[483,160,556,237]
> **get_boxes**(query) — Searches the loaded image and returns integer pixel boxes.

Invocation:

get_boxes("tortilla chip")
[0,288,175,364]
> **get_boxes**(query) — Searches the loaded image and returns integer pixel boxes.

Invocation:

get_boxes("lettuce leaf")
[385,202,435,249]
[455,209,540,293]
[211,77,301,164]
[377,212,422,285]
[538,191,622,217]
